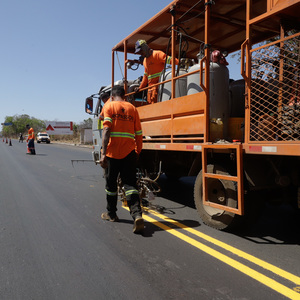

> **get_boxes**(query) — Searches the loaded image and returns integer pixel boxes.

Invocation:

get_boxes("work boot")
[133,216,144,234]
[101,212,119,222]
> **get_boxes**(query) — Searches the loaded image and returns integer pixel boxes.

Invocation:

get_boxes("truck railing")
[125,61,207,101]
[249,32,300,142]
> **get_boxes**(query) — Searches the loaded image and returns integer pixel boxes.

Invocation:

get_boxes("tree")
[79,118,93,129]
[2,115,46,137]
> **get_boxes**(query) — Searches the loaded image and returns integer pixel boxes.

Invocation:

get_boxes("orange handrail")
[241,39,249,82]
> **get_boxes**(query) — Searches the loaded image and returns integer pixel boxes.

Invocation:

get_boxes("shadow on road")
[156,175,300,245]
[157,175,196,209]
[237,202,300,245]
[142,219,201,238]
[115,217,201,238]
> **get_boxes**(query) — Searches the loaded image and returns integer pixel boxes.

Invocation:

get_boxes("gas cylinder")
[187,51,230,140]
[158,69,187,102]
[229,79,245,117]
[187,60,203,95]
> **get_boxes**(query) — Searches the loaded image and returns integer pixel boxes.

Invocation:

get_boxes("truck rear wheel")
[194,164,238,230]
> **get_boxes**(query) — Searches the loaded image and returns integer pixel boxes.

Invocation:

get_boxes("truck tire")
[194,164,238,230]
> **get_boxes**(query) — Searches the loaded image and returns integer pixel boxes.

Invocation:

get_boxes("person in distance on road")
[26,124,36,155]
[99,85,144,234]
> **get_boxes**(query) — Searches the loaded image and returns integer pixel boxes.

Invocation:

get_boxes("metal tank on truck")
[229,79,245,118]
[158,68,188,101]
[187,53,203,95]
[228,79,246,141]
[187,50,230,141]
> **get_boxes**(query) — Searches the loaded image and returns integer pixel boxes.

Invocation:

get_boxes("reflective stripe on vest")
[105,189,117,196]
[110,132,135,139]
[125,189,139,196]
[148,72,161,80]
[104,117,112,123]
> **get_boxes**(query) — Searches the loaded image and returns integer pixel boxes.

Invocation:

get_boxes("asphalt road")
[0,139,300,300]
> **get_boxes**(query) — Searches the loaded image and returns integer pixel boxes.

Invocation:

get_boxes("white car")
[37,132,50,143]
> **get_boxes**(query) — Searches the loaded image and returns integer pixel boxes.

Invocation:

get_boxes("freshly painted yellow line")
[145,207,300,286]
[123,206,300,299]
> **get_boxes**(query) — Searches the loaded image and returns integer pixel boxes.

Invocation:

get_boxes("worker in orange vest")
[134,39,179,104]
[100,86,144,233]
[26,124,36,155]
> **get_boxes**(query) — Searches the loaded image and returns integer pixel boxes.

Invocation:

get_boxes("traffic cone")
[26,141,31,154]
[9,139,12,146]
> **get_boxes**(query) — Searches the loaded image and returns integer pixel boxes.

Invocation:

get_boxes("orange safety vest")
[28,128,35,140]
[102,100,143,159]
[139,50,179,89]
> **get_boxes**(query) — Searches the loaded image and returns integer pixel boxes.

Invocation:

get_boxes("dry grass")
[50,134,80,144]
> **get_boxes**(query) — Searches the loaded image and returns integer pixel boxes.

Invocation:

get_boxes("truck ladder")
[201,144,244,215]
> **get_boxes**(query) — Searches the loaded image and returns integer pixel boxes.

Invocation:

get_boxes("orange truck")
[85,0,300,230]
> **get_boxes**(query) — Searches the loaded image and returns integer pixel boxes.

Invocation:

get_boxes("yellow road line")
[145,207,300,286]
[123,206,300,299]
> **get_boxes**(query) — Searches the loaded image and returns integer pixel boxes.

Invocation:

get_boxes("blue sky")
[0,0,242,127]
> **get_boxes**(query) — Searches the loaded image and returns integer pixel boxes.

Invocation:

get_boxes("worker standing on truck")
[26,124,36,155]
[99,86,144,234]
[134,39,179,104]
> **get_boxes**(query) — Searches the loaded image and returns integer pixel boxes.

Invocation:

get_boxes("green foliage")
[1,115,92,141]
[81,118,93,129]
[73,123,78,134]
[2,114,46,137]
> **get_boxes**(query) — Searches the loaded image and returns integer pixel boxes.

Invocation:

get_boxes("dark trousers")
[105,150,142,220]
[28,139,36,154]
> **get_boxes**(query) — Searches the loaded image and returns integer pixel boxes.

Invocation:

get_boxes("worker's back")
[102,101,142,159]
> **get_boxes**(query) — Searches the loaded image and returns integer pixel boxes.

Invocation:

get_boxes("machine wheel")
[194,164,238,230]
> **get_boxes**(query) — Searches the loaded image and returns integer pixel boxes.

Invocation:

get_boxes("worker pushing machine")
[100,86,144,234]
[134,39,179,104]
